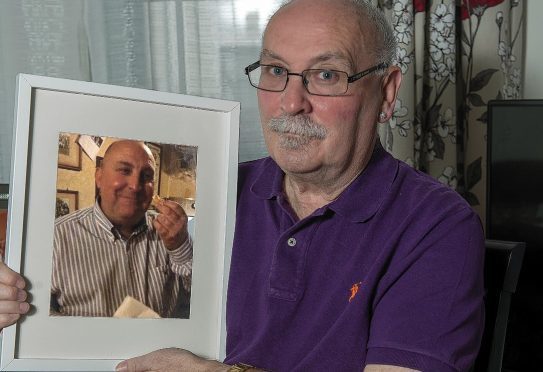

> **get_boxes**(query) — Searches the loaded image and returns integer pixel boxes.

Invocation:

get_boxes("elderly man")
[0,0,483,370]
[51,139,192,318]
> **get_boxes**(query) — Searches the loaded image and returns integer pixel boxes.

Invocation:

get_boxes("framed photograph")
[55,190,79,218]
[57,133,82,170]
[1,74,240,370]
[53,134,197,320]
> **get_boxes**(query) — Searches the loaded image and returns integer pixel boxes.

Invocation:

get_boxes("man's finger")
[0,283,26,301]
[154,200,186,219]
[154,213,184,232]
[0,300,30,315]
[0,313,22,329]
[0,263,26,289]
[153,218,188,250]
[116,352,154,372]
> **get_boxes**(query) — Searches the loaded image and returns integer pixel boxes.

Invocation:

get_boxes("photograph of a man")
[50,140,192,318]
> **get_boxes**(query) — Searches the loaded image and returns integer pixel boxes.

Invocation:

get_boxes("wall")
[56,147,97,211]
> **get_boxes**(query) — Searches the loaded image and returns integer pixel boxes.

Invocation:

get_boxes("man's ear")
[95,167,102,192]
[378,66,402,122]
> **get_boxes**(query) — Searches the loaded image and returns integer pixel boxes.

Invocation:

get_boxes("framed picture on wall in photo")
[57,133,81,171]
[1,74,240,371]
[55,190,79,218]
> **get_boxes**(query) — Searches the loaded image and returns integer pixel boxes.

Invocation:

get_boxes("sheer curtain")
[0,0,281,184]
[0,0,90,183]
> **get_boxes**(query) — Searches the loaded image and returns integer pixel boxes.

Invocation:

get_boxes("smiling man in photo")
[50,140,192,318]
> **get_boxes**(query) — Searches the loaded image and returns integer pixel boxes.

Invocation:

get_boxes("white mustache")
[267,115,327,140]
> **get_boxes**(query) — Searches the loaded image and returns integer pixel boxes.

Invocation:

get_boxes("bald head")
[101,140,155,168]
[266,0,396,68]
[96,140,156,235]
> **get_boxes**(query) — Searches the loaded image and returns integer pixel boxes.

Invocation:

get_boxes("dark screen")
[487,101,543,245]
[486,99,543,369]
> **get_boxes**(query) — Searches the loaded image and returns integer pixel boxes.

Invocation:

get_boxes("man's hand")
[152,199,189,250]
[0,261,30,330]
[115,348,229,372]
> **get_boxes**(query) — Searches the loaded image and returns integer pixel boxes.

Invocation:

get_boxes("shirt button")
[287,237,297,247]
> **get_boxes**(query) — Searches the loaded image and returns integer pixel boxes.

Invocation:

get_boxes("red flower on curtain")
[414,0,427,13]
[460,0,505,20]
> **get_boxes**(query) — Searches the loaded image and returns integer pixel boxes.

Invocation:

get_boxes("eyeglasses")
[244,61,388,96]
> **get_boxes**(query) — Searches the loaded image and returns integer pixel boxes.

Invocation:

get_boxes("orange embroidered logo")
[348,282,362,302]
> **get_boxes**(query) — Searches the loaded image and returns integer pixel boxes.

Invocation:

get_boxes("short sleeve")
[366,206,485,371]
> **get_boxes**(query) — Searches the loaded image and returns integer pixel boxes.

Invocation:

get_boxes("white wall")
[524,1,543,98]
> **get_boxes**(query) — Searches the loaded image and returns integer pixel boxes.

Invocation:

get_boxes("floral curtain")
[377,0,524,221]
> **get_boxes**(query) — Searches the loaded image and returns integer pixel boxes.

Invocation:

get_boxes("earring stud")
[379,112,387,121]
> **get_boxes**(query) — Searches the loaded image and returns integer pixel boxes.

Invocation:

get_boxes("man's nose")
[127,174,143,191]
[280,74,311,116]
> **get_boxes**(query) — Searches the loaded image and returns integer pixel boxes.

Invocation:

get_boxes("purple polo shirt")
[224,144,484,371]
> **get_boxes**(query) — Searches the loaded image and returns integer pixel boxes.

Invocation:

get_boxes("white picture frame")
[1,74,240,371]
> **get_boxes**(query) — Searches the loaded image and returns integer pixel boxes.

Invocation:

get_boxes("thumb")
[115,355,151,372]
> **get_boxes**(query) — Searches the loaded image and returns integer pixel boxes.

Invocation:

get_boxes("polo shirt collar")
[329,144,398,222]
[249,158,286,200]
[250,143,398,223]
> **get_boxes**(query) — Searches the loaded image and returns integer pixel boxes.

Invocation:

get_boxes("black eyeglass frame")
[244,60,389,96]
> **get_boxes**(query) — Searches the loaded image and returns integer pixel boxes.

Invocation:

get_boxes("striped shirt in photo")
[50,201,192,318]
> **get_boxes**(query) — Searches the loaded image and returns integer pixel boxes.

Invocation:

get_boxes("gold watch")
[227,362,254,372]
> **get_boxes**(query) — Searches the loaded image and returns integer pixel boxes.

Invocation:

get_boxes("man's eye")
[272,67,285,76]
[317,70,338,81]
[118,168,131,175]
[264,66,286,77]
[143,173,154,182]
